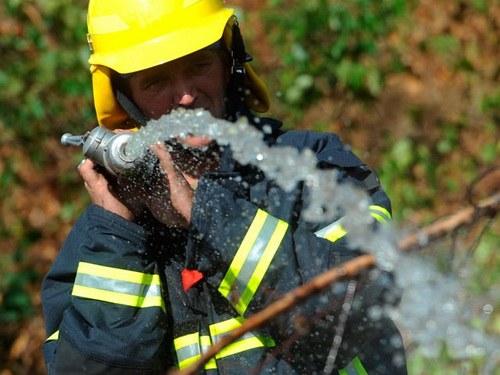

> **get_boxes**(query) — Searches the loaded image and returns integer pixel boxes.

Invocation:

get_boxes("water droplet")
[482,304,493,314]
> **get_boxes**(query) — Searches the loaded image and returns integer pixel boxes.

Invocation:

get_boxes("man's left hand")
[150,142,196,228]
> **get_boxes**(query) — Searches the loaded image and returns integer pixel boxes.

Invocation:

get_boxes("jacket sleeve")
[185,133,405,372]
[41,204,170,374]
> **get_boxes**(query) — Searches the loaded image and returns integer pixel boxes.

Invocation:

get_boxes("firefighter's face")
[125,48,230,148]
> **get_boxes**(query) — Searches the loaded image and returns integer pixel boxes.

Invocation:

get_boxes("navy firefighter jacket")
[42,117,407,375]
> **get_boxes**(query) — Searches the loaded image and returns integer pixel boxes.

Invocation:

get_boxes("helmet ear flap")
[91,65,134,129]
[243,63,270,113]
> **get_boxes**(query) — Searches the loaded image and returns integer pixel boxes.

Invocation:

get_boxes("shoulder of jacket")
[275,130,364,168]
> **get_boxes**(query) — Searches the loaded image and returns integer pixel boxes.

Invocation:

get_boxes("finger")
[78,158,107,191]
[78,159,97,182]
[176,135,213,148]
[151,142,194,223]
[154,144,192,190]
[151,142,177,177]
[78,158,95,175]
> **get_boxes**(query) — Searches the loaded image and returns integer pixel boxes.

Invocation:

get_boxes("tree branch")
[397,192,499,251]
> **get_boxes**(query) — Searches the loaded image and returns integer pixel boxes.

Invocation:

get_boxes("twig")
[397,192,499,251]
[323,280,357,375]
[168,254,376,375]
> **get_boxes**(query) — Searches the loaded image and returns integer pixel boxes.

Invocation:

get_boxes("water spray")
[60,109,499,371]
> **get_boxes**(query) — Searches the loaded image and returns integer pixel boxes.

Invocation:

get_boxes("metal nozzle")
[59,127,148,177]
[61,133,87,147]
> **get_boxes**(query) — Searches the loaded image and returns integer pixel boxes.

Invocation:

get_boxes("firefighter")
[42,0,407,374]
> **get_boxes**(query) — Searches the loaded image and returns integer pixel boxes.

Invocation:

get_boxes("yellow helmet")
[87,0,270,129]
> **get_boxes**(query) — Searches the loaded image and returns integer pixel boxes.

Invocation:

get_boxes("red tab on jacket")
[181,269,204,292]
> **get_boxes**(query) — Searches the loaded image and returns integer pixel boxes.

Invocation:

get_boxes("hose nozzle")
[60,127,138,176]
[61,133,87,147]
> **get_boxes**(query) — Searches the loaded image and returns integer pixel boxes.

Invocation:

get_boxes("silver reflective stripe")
[316,205,391,243]
[75,273,162,298]
[72,262,165,310]
[219,209,288,315]
[174,332,202,369]
[176,343,201,364]
[209,317,275,359]
[228,214,279,299]
[211,330,258,345]
[369,204,391,223]
[315,219,341,238]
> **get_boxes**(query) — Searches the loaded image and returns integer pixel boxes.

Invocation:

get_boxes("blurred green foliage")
[0,0,92,150]
[265,0,409,110]
[0,0,91,327]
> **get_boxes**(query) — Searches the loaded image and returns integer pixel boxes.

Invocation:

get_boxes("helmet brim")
[89,8,234,74]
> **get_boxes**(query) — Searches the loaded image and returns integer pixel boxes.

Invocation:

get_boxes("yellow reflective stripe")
[315,219,348,243]
[338,356,368,375]
[217,335,275,359]
[72,285,165,310]
[353,356,368,375]
[237,219,288,314]
[324,224,348,243]
[200,335,212,347]
[369,204,392,223]
[219,209,267,297]
[174,332,202,369]
[46,330,59,342]
[175,318,276,369]
[219,209,288,315]
[174,332,199,349]
[209,317,275,359]
[316,205,391,244]
[210,316,244,335]
[174,333,217,370]
[77,261,161,285]
[204,358,218,370]
[72,262,165,311]
[177,352,200,369]
[200,336,217,370]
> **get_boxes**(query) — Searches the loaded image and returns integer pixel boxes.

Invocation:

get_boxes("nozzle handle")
[61,133,86,147]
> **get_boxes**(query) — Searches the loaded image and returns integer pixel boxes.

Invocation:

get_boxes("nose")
[177,93,196,108]
[171,77,197,110]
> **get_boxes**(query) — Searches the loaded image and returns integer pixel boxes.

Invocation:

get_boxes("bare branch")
[398,192,499,252]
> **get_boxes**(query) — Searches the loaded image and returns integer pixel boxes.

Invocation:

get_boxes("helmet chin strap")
[225,22,253,122]
[115,89,149,127]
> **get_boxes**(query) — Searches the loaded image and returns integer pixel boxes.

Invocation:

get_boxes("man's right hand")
[78,158,141,221]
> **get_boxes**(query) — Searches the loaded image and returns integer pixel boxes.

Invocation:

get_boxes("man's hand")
[150,142,196,228]
[78,158,143,221]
